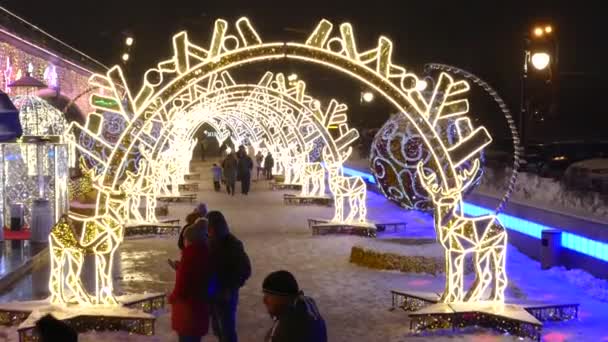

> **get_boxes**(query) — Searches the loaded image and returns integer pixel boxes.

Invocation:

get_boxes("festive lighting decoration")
[57,17,511,306]
[300,160,325,197]
[0,41,93,113]
[370,114,484,212]
[324,147,367,223]
[11,95,68,136]
[362,91,374,102]
[0,143,69,227]
[369,70,507,303]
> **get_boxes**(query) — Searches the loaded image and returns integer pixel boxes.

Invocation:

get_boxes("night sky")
[3,0,606,142]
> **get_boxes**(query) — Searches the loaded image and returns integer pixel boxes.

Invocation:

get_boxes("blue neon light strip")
[342,166,608,262]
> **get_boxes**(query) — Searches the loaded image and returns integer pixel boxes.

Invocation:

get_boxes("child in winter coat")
[169,219,213,341]
[212,163,222,192]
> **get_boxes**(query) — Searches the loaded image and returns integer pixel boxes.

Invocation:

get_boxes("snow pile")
[546,267,608,302]
[478,167,608,221]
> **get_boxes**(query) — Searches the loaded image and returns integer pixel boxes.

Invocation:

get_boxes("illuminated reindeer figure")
[417,158,508,303]
[279,145,298,184]
[299,144,325,197]
[323,147,367,223]
[49,183,124,305]
[121,167,145,223]
[300,161,325,197]
[176,139,197,184]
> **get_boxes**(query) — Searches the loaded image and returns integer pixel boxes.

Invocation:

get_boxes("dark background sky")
[3,0,606,143]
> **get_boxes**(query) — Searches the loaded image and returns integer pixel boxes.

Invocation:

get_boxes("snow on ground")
[1,161,608,341]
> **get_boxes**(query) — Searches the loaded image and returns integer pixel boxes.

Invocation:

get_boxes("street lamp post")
[121,32,134,66]
[521,24,557,148]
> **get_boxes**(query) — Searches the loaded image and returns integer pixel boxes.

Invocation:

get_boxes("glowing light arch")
[52,17,503,306]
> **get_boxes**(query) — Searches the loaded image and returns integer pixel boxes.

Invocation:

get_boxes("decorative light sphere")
[533,27,544,37]
[370,114,484,212]
[125,37,134,46]
[122,53,130,62]
[11,95,68,136]
[362,91,374,103]
[531,52,550,70]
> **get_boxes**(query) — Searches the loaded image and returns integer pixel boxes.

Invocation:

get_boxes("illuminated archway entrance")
[53,18,501,306]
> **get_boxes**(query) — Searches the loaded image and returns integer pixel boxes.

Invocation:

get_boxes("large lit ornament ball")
[370,114,484,212]
[11,95,68,136]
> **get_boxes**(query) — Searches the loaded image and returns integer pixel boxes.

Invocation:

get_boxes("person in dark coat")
[263,152,274,180]
[170,219,213,342]
[237,149,253,195]
[35,314,77,342]
[207,211,251,342]
[262,270,327,342]
[222,152,238,196]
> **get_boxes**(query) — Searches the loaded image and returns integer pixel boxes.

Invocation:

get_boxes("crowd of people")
[170,203,327,342]
[31,152,322,341]
[215,146,275,196]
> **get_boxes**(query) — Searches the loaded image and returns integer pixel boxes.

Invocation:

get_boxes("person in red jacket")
[169,218,212,342]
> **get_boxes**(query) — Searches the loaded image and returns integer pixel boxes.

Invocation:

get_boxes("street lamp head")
[531,52,550,70]
[544,25,552,34]
[125,37,134,46]
[362,91,374,103]
[533,27,544,37]
[122,53,130,62]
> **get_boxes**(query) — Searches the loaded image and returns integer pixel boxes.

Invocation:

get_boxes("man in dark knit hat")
[262,270,327,342]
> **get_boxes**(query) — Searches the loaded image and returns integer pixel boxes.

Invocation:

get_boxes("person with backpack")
[262,270,327,342]
[207,210,251,342]
[169,219,214,342]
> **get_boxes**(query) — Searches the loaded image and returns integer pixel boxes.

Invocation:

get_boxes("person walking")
[169,220,213,342]
[222,152,238,196]
[262,270,327,342]
[264,152,274,180]
[207,211,251,342]
[255,151,264,180]
[212,163,222,192]
[200,139,207,161]
[237,149,253,195]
